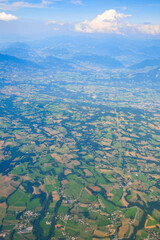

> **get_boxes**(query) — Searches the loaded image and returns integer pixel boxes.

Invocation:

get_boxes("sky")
[0,0,160,41]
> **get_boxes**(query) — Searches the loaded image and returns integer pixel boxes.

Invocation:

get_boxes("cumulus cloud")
[75,9,160,36]
[75,9,131,34]
[0,11,18,21]
[136,23,160,35]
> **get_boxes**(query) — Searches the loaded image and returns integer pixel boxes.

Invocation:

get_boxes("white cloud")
[46,20,57,24]
[46,20,65,26]
[0,11,18,21]
[0,0,51,10]
[136,23,160,35]
[71,0,83,5]
[75,9,131,34]
[53,27,59,31]
[75,9,160,36]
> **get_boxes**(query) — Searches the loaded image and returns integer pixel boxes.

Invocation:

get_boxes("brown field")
[107,192,113,198]
[49,144,56,150]
[130,151,136,157]
[67,160,80,168]
[140,145,149,150]
[51,153,77,165]
[83,169,93,177]
[93,230,110,238]
[118,218,130,239]
[150,186,160,194]
[134,191,147,204]
[38,184,48,196]
[120,189,129,207]
[136,230,142,236]
[80,151,87,155]
[51,153,61,161]
[119,137,131,141]
[102,185,117,195]
[79,203,90,208]
[53,119,62,123]
[150,174,160,180]
[104,147,111,150]
[136,154,148,160]
[64,169,72,175]
[99,169,113,174]
[149,123,160,130]
[93,238,110,240]
[125,151,130,157]
[0,174,19,198]
[101,141,111,146]
[0,202,7,209]
[144,215,158,229]
[43,127,59,135]
[33,186,40,195]
[103,138,112,143]
[20,174,31,181]
[132,180,141,188]
[55,224,65,230]
[130,133,139,138]
[148,215,154,221]
[61,180,69,185]
[98,198,105,209]
[23,101,29,104]
[72,131,82,137]
[140,141,148,145]
[105,152,115,158]
[90,186,101,192]
[85,188,92,195]
[15,134,23,139]
[52,191,60,201]
[105,121,112,125]
[95,157,103,162]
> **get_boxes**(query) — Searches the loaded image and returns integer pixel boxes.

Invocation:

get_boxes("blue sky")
[0,0,160,40]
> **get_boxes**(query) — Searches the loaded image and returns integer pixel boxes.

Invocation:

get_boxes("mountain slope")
[130,59,160,69]
[0,53,39,68]
[73,53,123,68]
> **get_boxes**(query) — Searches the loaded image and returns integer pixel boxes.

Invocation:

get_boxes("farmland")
[0,64,160,240]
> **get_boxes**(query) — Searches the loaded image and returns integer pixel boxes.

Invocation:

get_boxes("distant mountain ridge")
[0,53,39,68]
[72,53,123,68]
[130,59,160,69]
[0,48,124,71]
[131,66,160,82]
[1,42,38,60]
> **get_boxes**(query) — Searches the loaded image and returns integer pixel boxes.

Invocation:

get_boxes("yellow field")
[64,169,72,175]
[93,230,110,238]
[0,174,19,198]
[120,189,129,207]
[99,169,113,174]
[52,191,60,201]
[118,218,130,239]
[83,169,93,177]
